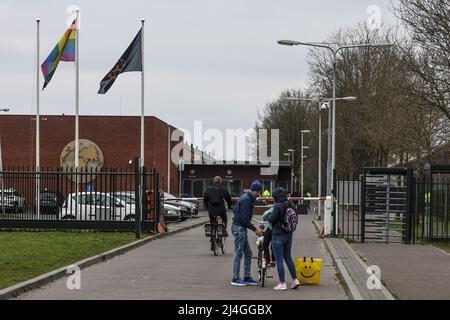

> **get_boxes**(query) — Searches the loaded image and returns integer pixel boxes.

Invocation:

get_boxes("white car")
[113,191,182,223]
[61,192,134,221]
[163,192,199,217]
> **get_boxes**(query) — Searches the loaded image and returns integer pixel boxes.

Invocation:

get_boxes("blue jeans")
[272,233,297,283]
[232,224,253,280]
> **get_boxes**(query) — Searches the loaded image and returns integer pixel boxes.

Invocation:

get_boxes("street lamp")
[278,39,392,235]
[301,130,311,198]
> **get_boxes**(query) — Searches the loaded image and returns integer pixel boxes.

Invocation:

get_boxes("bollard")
[324,196,333,236]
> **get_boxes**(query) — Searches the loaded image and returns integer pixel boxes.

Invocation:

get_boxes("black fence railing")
[413,177,450,244]
[335,175,362,242]
[0,165,160,233]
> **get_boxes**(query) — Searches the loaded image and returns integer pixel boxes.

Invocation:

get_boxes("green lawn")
[0,232,139,290]
[432,242,450,254]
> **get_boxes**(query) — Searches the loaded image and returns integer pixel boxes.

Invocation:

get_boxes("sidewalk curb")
[312,220,394,300]
[311,220,361,300]
[0,218,208,300]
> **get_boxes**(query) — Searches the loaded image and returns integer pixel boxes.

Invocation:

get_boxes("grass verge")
[432,242,450,254]
[0,231,139,290]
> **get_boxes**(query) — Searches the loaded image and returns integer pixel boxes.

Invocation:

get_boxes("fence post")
[332,169,337,237]
[153,168,160,233]
[141,166,147,227]
[361,170,366,243]
[406,168,414,244]
[134,157,141,239]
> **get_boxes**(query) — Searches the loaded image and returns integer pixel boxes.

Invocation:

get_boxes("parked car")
[0,188,26,213]
[163,203,182,223]
[163,192,199,217]
[113,192,183,223]
[61,192,134,221]
[34,191,64,214]
[162,200,190,221]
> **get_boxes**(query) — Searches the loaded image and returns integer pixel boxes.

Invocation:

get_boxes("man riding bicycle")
[203,176,233,237]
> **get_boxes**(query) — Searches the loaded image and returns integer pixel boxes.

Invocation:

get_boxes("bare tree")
[394,0,450,120]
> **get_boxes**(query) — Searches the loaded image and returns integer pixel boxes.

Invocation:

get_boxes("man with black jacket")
[230,181,264,287]
[203,176,233,237]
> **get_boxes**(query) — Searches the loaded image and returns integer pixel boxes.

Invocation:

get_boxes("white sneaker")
[291,279,300,289]
[274,283,287,291]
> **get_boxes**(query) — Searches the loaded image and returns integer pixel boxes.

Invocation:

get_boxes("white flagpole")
[75,10,80,170]
[36,19,41,218]
[140,19,145,166]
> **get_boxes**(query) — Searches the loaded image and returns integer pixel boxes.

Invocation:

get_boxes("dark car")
[164,200,191,221]
[34,191,64,214]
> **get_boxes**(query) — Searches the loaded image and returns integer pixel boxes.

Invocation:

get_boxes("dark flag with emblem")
[98,28,142,94]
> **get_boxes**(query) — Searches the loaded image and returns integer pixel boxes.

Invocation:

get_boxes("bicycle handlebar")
[252,218,265,225]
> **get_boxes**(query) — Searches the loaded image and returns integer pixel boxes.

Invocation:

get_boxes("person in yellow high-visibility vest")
[262,189,271,198]
[425,192,431,207]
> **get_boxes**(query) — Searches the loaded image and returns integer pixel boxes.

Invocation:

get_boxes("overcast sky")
[0,0,399,144]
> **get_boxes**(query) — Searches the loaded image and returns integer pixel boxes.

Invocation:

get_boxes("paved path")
[351,243,450,300]
[20,214,346,300]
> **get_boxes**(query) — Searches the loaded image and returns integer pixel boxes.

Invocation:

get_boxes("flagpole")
[75,10,80,170]
[140,19,145,166]
[36,19,41,219]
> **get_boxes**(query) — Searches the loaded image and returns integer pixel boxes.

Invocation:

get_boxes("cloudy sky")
[0,0,398,143]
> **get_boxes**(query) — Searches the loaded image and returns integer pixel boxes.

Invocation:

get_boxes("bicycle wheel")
[257,248,263,281]
[212,227,219,256]
[260,265,266,287]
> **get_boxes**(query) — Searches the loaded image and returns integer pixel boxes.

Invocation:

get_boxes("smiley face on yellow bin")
[295,257,323,285]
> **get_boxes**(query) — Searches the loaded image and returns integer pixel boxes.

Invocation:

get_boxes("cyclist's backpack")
[281,206,298,233]
[208,186,224,206]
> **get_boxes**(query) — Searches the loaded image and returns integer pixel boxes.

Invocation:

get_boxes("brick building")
[0,114,181,193]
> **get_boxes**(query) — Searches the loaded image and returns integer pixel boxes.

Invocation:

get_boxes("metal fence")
[0,164,160,233]
[335,175,363,242]
[412,176,450,243]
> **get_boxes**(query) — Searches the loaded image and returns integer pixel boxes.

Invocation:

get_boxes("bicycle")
[252,218,273,287]
[205,217,226,256]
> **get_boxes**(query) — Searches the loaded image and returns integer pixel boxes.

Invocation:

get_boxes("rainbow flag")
[41,19,77,90]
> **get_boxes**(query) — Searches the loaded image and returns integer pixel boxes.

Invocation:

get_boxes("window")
[231,180,242,197]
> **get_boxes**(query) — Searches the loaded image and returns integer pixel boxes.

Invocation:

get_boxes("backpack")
[208,186,224,206]
[281,206,298,233]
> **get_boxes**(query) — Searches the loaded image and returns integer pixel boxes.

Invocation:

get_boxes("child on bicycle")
[262,207,275,267]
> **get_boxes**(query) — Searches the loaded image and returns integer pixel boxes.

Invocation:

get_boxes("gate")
[361,168,413,244]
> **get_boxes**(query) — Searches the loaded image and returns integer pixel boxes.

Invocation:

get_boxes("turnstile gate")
[361,168,413,244]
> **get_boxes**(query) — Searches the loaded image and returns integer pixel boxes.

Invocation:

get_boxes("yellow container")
[295,257,323,285]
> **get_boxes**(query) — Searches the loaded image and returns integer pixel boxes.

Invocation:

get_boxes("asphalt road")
[20,213,347,300]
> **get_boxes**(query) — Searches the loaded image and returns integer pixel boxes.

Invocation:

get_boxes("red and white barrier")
[162,197,328,202]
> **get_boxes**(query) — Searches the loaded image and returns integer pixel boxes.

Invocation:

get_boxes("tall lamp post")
[0,108,10,215]
[301,130,311,198]
[278,39,392,234]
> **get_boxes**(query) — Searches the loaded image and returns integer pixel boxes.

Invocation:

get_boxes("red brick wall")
[0,115,180,193]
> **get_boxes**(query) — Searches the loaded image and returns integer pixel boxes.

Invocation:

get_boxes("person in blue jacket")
[230,181,264,287]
